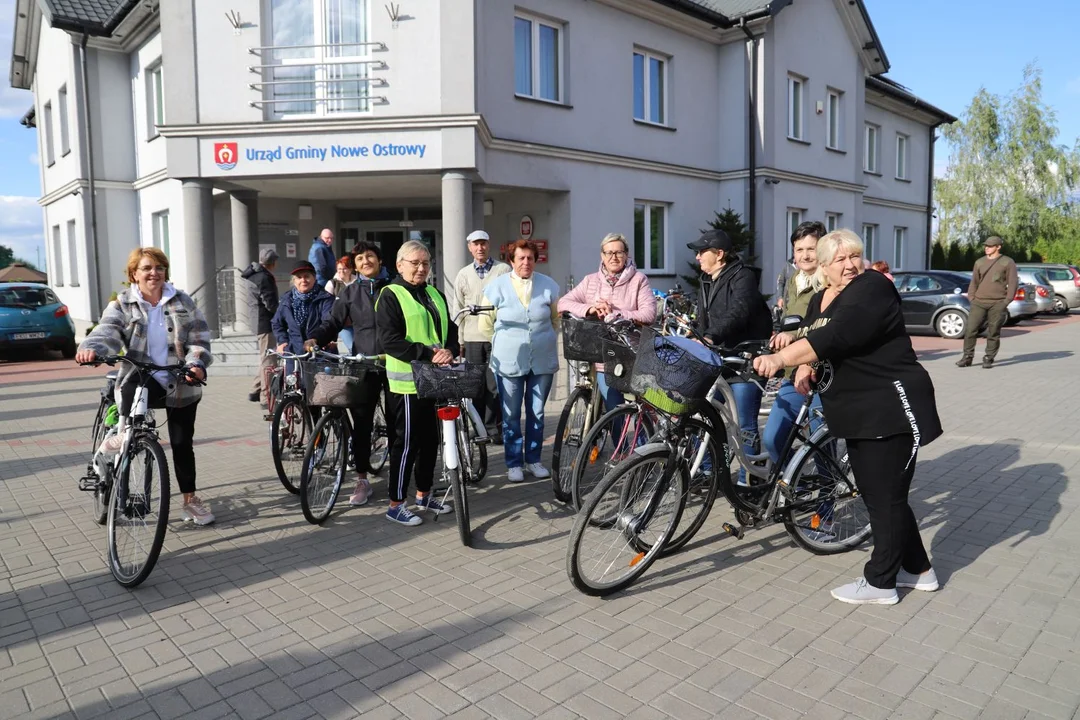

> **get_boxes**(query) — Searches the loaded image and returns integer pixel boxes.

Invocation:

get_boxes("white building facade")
[11,0,954,331]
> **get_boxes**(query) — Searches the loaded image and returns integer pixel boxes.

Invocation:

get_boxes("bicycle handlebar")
[453,304,495,323]
[267,349,315,360]
[312,349,386,366]
[79,355,207,386]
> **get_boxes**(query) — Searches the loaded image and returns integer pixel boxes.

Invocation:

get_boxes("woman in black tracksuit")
[755,229,943,606]
[308,241,393,508]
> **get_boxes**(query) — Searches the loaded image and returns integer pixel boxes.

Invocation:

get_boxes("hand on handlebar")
[770,332,793,350]
[183,365,207,385]
[431,348,454,365]
[794,365,816,395]
[75,348,97,365]
[276,342,288,353]
[752,352,786,379]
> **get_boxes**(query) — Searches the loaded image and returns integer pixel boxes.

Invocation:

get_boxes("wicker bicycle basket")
[561,316,615,363]
[411,362,487,401]
[629,327,723,414]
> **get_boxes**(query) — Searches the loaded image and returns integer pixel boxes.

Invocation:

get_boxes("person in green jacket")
[761,220,826,463]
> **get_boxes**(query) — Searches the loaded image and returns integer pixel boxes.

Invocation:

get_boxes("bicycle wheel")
[459,407,488,485]
[571,404,655,510]
[107,436,170,588]
[452,441,472,547]
[89,397,111,525]
[300,413,348,525]
[552,386,592,503]
[782,432,872,555]
[566,449,686,596]
[369,391,390,474]
[271,395,311,494]
[662,418,723,556]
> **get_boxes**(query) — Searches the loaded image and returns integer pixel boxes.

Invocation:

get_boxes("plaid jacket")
[80,285,214,408]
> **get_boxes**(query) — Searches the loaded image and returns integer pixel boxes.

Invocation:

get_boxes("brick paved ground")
[2,314,1080,720]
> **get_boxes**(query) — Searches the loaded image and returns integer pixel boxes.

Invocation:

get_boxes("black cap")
[290,261,316,277]
[687,229,733,253]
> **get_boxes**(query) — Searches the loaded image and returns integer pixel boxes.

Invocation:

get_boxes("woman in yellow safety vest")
[375,240,460,527]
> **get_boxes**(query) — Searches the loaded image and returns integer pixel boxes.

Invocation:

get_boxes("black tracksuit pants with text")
[386,392,439,503]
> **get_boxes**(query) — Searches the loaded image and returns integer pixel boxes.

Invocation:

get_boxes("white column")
[182,179,218,337]
[471,186,486,235]
[230,190,258,270]
[441,172,472,295]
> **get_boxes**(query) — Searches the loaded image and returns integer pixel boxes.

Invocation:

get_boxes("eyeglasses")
[401,259,431,269]
[602,250,628,258]
[137,265,167,274]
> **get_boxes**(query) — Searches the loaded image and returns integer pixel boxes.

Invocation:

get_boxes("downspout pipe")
[739,18,758,264]
[80,33,103,319]
[925,124,938,269]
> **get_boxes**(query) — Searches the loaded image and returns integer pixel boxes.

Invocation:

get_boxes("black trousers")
[348,374,394,474]
[118,380,199,495]
[847,433,931,589]
[463,341,501,431]
[386,393,438,502]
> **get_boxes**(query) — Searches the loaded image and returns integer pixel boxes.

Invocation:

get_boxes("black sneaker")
[982,358,994,369]
[248,391,260,402]
[955,358,972,368]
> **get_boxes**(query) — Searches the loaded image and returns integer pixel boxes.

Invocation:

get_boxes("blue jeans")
[337,328,354,354]
[594,371,625,414]
[496,372,555,468]
[762,380,824,464]
[730,381,763,456]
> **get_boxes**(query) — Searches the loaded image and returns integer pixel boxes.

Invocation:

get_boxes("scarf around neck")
[601,260,635,288]
[292,288,316,327]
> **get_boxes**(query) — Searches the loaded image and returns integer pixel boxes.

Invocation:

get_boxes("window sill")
[825,146,846,155]
[894,176,911,183]
[787,136,811,146]
[148,132,161,143]
[633,118,675,132]
[69,283,80,288]
[515,94,572,110]
[47,160,55,168]
[863,169,882,177]
[61,149,71,158]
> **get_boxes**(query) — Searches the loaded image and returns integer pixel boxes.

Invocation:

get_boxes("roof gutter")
[648,0,733,27]
[79,33,104,319]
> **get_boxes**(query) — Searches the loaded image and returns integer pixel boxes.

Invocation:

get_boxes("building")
[10,0,955,338]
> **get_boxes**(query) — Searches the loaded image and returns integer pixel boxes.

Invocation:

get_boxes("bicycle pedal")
[721,522,745,540]
[78,475,100,492]
[263,413,273,422]
[472,437,491,446]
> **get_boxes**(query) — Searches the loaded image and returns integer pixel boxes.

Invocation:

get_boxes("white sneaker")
[830,577,898,605]
[525,462,550,479]
[182,496,216,526]
[507,467,525,483]
[896,567,940,591]
[97,432,123,455]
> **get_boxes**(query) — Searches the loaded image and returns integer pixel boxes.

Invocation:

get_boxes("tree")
[935,64,1080,258]
[0,245,14,270]
[680,207,755,289]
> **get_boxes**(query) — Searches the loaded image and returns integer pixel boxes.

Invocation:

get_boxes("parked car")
[1017,263,1080,313]
[892,271,1038,339]
[0,283,77,357]
[1015,268,1057,314]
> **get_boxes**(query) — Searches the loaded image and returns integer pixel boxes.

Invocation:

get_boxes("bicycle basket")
[301,359,373,407]
[411,362,486,401]
[601,338,638,394]
[561,316,610,363]
[629,327,722,414]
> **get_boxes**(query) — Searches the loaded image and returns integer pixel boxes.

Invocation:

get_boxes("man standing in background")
[454,231,511,441]
[957,236,1018,369]
[243,248,280,404]
[308,228,336,288]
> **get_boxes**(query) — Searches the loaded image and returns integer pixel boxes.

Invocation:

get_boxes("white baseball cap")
[466,230,490,243]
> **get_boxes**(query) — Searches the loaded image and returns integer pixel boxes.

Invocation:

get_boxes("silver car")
[1016,269,1057,314]
[1017,263,1080,313]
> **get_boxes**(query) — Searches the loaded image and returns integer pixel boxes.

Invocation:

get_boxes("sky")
[1,0,1079,266]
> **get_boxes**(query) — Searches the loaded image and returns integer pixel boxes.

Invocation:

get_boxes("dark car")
[892,271,1039,339]
[0,283,77,356]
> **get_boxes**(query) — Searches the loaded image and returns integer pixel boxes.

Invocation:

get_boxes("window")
[43,101,55,165]
[864,124,879,173]
[900,275,941,293]
[66,220,80,286]
[146,63,165,136]
[514,12,562,103]
[633,202,667,272]
[893,227,906,270]
[633,49,666,125]
[787,208,803,238]
[268,0,371,117]
[826,89,841,150]
[51,225,63,286]
[787,75,804,140]
[58,86,70,155]
[896,133,909,180]
[862,224,877,261]
[152,211,171,256]
[825,213,841,232]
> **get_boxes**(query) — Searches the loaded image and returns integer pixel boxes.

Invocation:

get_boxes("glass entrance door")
[364,230,405,271]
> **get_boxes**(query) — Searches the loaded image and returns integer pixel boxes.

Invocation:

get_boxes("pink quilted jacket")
[558,264,657,323]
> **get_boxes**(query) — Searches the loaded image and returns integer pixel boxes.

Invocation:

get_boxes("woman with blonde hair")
[754,228,942,606]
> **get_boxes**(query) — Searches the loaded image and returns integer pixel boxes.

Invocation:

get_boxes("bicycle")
[267,349,317,494]
[551,316,639,503]
[78,356,204,587]
[566,329,870,596]
[86,368,120,525]
[297,351,385,525]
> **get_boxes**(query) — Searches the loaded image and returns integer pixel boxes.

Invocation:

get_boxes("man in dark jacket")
[308,229,337,288]
[243,248,280,403]
[688,228,773,485]
[305,242,393,507]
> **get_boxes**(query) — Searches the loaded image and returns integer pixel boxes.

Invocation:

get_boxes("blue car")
[0,282,77,357]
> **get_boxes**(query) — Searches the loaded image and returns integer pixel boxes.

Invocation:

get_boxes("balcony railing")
[248,42,388,117]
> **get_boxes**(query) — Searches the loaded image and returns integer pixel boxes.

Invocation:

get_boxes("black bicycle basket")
[561,316,613,363]
[411,362,486,401]
[601,332,641,394]
[629,327,723,413]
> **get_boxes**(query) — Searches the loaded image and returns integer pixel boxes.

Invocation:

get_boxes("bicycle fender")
[632,442,671,457]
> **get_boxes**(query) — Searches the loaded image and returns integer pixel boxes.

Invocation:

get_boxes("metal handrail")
[189,264,234,300]
[249,58,387,72]
[248,77,388,88]
[248,41,387,54]
[250,96,387,107]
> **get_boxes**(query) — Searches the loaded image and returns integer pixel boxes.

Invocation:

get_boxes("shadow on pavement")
[991,350,1074,367]
[0,401,100,424]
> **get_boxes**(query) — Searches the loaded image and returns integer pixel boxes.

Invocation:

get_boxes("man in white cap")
[454,230,511,440]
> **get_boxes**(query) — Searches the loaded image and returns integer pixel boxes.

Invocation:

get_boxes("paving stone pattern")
[2,318,1080,719]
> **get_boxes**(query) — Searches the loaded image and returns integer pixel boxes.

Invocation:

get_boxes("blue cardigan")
[271,288,336,353]
[485,272,560,377]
